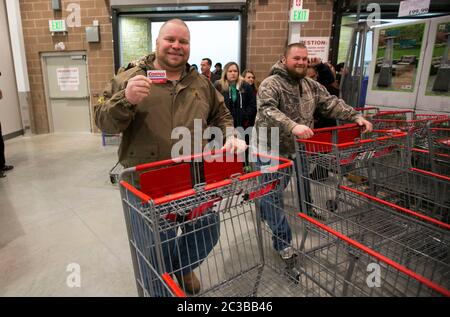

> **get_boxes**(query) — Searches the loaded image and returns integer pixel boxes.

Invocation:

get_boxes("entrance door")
[42,53,91,133]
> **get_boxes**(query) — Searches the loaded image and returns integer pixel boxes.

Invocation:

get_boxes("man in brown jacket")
[95,19,244,296]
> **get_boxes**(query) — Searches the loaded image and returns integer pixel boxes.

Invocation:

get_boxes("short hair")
[215,62,222,68]
[202,58,212,66]
[159,18,189,37]
[283,42,307,57]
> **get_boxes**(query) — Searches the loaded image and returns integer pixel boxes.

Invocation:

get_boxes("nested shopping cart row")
[293,124,449,296]
[116,119,448,297]
[355,108,449,175]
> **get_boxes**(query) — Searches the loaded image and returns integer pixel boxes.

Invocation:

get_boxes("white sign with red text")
[299,37,330,62]
[292,0,303,10]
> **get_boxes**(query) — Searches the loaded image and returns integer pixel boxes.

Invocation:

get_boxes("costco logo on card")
[147,70,167,83]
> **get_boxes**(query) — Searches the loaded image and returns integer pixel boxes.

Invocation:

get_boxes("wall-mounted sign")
[299,37,330,61]
[49,20,66,32]
[292,0,303,10]
[398,0,430,18]
[56,67,79,91]
[290,9,309,23]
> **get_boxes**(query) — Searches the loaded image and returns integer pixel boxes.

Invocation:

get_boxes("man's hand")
[223,137,247,154]
[308,57,322,67]
[355,117,373,133]
[125,75,152,105]
[292,124,314,139]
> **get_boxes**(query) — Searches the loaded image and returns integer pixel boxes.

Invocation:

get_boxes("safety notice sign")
[299,37,330,62]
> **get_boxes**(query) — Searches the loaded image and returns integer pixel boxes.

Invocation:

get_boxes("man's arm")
[94,69,149,134]
[315,83,372,132]
[257,79,298,134]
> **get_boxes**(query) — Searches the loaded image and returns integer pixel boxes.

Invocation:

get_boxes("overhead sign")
[398,0,430,17]
[49,20,66,32]
[290,9,309,23]
[299,37,330,62]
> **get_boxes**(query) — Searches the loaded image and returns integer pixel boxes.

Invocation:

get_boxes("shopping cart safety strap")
[247,180,280,200]
[164,196,223,223]
[187,196,223,220]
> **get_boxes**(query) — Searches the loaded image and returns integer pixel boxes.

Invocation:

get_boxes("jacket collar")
[270,60,304,85]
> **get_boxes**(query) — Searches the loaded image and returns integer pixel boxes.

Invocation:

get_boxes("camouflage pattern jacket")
[254,61,361,157]
[94,53,234,168]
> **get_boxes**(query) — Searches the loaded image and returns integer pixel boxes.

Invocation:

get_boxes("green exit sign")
[49,20,66,32]
[291,9,309,22]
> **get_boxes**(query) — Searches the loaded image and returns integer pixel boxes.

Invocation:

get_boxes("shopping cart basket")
[293,181,450,297]
[425,118,450,175]
[294,124,408,218]
[119,149,309,297]
[343,160,450,225]
[372,111,448,148]
[297,211,450,297]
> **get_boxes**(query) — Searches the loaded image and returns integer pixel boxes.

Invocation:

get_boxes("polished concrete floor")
[0,133,137,296]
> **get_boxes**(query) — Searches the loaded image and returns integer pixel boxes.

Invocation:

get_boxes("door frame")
[41,51,91,133]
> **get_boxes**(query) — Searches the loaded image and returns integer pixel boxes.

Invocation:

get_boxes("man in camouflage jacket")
[255,43,372,157]
[254,43,372,260]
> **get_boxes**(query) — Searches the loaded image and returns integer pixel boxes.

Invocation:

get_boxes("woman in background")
[242,69,258,98]
[215,62,256,129]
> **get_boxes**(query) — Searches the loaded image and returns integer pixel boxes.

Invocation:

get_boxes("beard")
[286,66,307,81]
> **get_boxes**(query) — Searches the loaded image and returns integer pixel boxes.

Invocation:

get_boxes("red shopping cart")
[294,124,408,219]
[119,149,307,297]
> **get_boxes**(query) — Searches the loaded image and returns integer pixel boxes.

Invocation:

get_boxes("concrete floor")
[0,133,137,296]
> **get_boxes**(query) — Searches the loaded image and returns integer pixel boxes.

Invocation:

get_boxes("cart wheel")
[110,175,116,184]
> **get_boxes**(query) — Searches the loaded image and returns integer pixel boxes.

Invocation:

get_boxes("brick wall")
[246,0,334,84]
[20,0,112,134]
[20,0,334,133]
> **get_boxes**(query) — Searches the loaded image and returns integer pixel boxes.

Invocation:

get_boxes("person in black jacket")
[214,62,256,129]
[0,122,14,178]
[309,58,338,128]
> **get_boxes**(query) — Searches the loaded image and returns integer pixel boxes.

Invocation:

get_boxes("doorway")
[41,52,91,133]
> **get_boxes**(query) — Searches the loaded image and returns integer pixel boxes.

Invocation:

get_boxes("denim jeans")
[256,156,312,252]
[125,191,220,296]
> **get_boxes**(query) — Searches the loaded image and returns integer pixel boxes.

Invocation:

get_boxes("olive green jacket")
[94,53,234,168]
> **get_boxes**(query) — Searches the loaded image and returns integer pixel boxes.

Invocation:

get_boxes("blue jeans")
[126,192,220,296]
[257,157,311,252]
